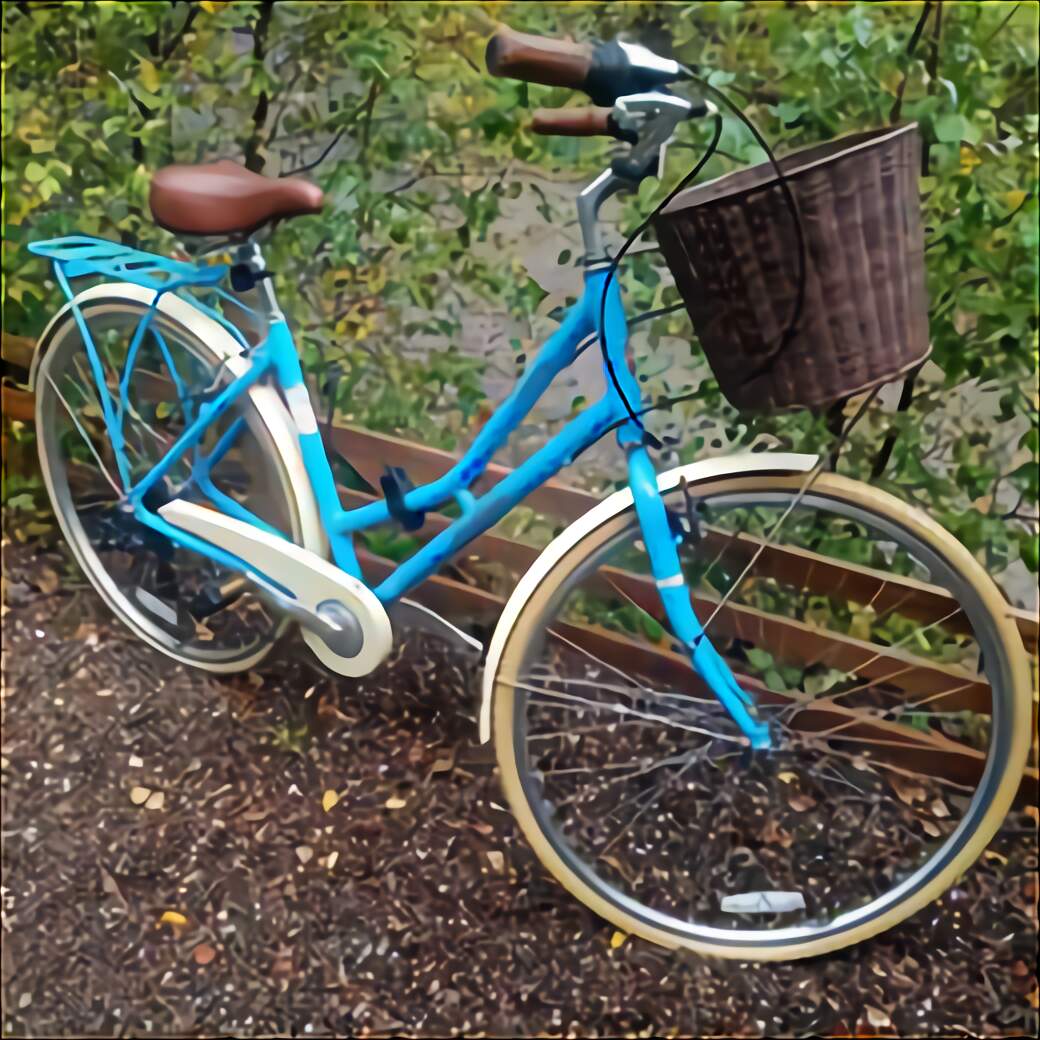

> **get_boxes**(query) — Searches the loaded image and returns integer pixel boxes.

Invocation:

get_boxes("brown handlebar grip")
[485,26,594,90]
[530,107,614,137]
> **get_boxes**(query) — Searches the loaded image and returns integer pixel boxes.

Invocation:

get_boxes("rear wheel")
[35,296,301,672]
[490,471,1031,959]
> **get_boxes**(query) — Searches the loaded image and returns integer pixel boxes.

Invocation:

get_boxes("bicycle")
[26,25,1031,960]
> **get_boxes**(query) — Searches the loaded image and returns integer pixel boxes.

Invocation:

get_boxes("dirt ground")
[1,530,1037,1038]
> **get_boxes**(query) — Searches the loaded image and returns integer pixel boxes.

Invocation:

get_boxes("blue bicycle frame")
[29,234,769,747]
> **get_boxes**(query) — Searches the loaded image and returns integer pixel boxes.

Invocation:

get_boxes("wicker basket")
[653,122,930,412]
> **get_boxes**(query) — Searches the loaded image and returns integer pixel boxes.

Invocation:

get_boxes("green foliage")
[3,1,1037,590]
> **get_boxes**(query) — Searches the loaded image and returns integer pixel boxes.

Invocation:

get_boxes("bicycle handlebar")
[485,26,595,92]
[485,25,683,105]
[530,106,633,141]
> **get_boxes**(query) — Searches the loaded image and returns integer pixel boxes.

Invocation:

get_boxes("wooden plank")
[600,565,994,716]
[362,545,1038,807]
[4,379,1036,649]
[695,526,1038,646]
[0,377,1033,802]
[330,424,1037,647]
[1,385,35,422]
[329,423,600,524]
[344,488,1002,719]
[1,332,35,371]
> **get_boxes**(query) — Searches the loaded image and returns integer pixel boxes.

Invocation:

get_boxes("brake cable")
[596,67,809,443]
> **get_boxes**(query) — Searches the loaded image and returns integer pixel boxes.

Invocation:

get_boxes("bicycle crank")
[158,498,392,676]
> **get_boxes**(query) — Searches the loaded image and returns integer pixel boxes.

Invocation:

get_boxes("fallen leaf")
[486,850,504,873]
[99,865,127,909]
[295,845,313,864]
[95,688,113,698]
[788,793,816,812]
[610,930,627,949]
[160,910,188,927]
[37,567,60,595]
[890,775,927,805]
[322,789,339,813]
[145,790,165,811]
[385,796,407,810]
[922,819,942,837]
[865,1006,891,1028]
[193,943,217,966]
[762,817,794,848]
[18,993,32,1009]
[326,850,339,871]
[128,755,143,768]
[130,786,151,805]
[930,798,949,818]
[777,771,797,784]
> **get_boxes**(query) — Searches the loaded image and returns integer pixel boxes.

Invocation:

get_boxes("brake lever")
[654,99,717,176]
[609,92,700,183]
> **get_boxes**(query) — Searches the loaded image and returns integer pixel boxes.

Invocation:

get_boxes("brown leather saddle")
[149,160,324,236]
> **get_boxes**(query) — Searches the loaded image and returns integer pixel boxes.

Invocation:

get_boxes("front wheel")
[489,469,1032,960]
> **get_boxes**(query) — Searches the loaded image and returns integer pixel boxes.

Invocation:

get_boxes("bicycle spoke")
[497,461,1021,946]
[544,626,654,694]
[39,304,290,666]
[506,676,745,744]
[46,372,124,496]
[598,752,702,857]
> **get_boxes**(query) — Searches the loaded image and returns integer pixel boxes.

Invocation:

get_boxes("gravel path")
[2,531,1037,1038]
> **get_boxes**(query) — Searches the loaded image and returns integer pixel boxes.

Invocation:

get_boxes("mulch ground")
[1,529,1037,1039]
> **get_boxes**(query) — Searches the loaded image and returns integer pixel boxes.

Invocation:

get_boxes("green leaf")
[934,113,967,143]
[1019,533,1039,573]
[24,161,47,183]
[745,647,774,672]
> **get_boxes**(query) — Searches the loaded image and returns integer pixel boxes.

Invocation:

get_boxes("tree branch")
[889,1,933,124]
[983,2,1020,46]
[870,366,921,480]
[158,4,200,65]
[357,78,383,171]
[243,0,276,173]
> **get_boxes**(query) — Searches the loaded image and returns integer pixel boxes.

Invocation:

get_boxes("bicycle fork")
[624,438,772,749]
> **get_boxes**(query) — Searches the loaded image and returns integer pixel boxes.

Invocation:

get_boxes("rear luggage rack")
[28,235,261,351]
[28,236,228,292]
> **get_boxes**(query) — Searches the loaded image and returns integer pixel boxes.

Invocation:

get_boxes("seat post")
[234,240,285,323]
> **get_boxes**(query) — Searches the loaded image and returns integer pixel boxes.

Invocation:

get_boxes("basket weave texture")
[653,123,930,412]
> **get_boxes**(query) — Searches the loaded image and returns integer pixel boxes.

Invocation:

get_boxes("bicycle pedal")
[188,576,248,620]
[380,465,426,531]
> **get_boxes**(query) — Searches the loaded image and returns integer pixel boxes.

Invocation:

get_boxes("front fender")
[478,451,819,743]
